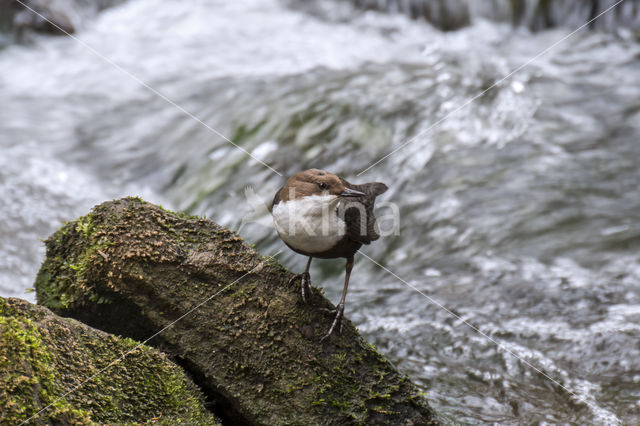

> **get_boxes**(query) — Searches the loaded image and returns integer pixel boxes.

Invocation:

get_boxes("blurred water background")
[2,0,640,423]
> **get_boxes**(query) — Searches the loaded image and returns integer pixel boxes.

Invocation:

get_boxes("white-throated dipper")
[271,169,388,340]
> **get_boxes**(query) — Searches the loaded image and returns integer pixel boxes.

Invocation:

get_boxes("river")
[1,0,639,423]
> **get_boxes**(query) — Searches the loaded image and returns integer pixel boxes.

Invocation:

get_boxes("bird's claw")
[320,303,344,342]
[289,272,312,303]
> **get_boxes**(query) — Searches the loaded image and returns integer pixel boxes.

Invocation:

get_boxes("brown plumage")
[271,169,388,340]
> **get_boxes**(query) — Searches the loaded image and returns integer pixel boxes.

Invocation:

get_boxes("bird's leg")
[288,256,313,303]
[321,256,353,341]
[301,256,313,302]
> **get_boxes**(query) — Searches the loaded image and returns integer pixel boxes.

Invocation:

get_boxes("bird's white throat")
[272,194,346,253]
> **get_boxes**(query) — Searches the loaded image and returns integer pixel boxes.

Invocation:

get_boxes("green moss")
[0,300,92,424]
[35,210,112,310]
[0,298,220,425]
[310,354,368,422]
[156,202,199,220]
[75,215,94,238]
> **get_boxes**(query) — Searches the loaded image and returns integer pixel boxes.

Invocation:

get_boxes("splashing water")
[1,0,640,422]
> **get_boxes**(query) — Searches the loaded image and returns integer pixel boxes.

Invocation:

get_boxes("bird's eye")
[318,182,328,190]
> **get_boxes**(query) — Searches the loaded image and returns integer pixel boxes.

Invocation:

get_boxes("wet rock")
[1,0,125,38]
[14,0,79,34]
[35,197,439,425]
[353,0,471,31]
[0,296,220,425]
[319,0,640,32]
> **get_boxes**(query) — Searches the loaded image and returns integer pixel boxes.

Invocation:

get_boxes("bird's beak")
[339,188,365,197]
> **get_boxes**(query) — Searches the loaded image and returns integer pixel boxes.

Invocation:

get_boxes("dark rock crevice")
[172,355,254,426]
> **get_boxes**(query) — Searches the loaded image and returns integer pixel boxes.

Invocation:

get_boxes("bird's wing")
[338,179,388,245]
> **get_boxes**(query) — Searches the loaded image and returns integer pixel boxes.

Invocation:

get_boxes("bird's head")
[280,169,364,202]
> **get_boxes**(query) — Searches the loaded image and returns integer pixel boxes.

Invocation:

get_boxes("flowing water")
[2,0,640,423]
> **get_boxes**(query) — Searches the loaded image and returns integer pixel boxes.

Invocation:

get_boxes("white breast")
[272,195,346,254]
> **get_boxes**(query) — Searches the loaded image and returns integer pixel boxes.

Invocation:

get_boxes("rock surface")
[0,296,220,425]
[330,0,640,32]
[35,197,439,425]
[0,0,125,38]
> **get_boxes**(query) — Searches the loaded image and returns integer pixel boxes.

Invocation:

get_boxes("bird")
[271,169,388,340]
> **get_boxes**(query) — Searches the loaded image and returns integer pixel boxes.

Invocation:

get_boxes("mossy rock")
[0,296,220,425]
[35,197,439,425]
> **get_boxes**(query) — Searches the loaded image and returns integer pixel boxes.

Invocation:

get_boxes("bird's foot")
[320,303,344,342]
[289,272,313,303]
